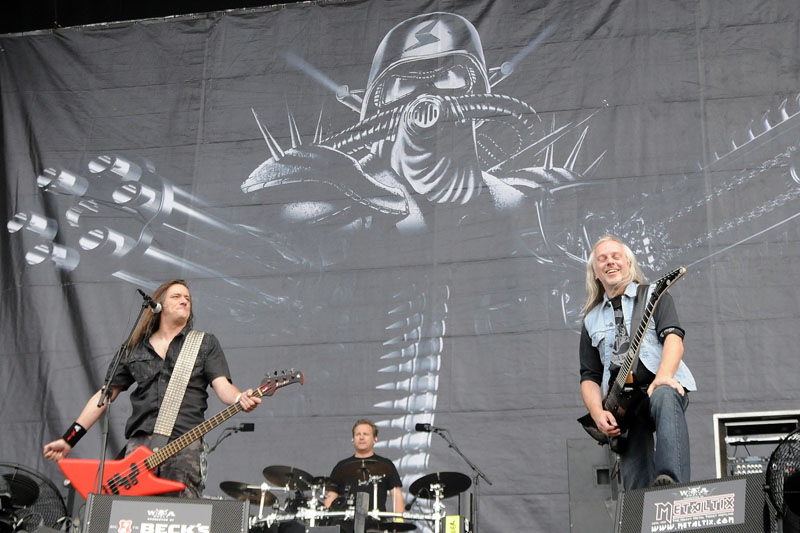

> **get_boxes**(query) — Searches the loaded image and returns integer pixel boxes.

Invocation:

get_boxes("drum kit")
[220,465,471,533]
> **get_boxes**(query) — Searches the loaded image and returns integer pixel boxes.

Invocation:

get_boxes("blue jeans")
[619,386,690,490]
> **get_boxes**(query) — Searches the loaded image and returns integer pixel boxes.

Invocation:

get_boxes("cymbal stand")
[430,428,491,533]
[429,483,445,533]
[257,482,272,520]
[367,474,384,513]
[307,483,324,511]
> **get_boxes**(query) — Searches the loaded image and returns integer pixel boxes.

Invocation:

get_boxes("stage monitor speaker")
[614,473,766,533]
[80,493,248,533]
[567,438,618,532]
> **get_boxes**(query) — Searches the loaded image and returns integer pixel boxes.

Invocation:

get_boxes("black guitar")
[577,267,687,453]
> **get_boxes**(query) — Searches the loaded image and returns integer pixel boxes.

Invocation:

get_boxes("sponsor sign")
[641,478,747,532]
[106,499,213,533]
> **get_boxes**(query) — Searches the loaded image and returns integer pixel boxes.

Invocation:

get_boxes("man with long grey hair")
[579,235,696,490]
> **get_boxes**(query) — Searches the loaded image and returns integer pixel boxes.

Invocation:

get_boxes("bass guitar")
[59,368,304,499]
[577,267,686,453]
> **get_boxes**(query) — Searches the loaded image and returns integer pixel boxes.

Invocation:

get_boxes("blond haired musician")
[579,236,696,490]
[324,419,404,531]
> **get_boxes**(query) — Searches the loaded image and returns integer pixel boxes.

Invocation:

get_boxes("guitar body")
[577,413,622,452]
[604,379,649,430]
[580,383,649,452]
[59,445,186,499]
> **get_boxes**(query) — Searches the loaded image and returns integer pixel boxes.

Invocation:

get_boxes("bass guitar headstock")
[256,369,304,398]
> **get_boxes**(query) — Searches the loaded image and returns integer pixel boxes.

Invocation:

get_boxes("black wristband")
[62,422,87,447]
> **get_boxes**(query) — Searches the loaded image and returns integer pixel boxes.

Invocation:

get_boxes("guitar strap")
[630,284,650,342]
[151,330,205,449]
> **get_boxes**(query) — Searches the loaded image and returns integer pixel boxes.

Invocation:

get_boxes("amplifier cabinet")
[80,493,247,533]
[615,474,767,533]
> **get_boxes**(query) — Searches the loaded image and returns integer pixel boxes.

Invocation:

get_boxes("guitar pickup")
[129,462,140,486]
[107,475,121,495]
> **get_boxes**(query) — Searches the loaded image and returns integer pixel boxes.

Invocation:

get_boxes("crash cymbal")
[409,472,471,499]
[334,458,393,484]
[220,481,277,506]
[367,522,417,532]
[262,465,313,491]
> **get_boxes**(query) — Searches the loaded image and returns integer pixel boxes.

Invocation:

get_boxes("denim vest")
[584,282,697,396]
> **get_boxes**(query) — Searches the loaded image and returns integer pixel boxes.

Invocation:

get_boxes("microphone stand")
[432,428,491,533]
[94,298,149,494]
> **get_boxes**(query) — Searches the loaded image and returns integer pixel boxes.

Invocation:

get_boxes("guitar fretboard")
[142,370,302,470]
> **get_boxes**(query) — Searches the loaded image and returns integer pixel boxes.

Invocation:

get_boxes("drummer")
[324,419,403,519]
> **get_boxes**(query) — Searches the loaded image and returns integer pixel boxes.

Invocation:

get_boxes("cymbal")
[409,472,471,499]
[334,458,393,484]
[220,481,277,506]
[367,522,417,532]
[262,465,313,491]
[309,476,337,492]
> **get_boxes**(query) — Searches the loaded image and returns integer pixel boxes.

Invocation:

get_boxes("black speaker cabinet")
[80,493,248,533]
[614,473,767,533]
[567,439,618,532]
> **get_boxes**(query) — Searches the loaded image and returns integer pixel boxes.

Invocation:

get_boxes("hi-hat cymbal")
[409,472,471,499]
[334,458,393,485]
[262,465,313,491]
[367,522,417,532]
[220,481,277,506]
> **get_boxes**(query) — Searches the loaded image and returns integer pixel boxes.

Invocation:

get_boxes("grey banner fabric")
[2,1,800,530]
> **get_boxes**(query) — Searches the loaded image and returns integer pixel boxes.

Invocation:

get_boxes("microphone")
[137,289,162,313]
[414,423,443,433]
[236,423,255,432]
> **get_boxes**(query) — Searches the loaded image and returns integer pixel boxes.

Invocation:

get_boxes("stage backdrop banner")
[2,0,800,530]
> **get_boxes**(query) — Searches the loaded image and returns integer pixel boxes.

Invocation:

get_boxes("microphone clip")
[137,289,162,313]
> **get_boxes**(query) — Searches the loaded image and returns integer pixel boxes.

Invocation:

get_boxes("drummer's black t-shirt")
[329,454,402,512]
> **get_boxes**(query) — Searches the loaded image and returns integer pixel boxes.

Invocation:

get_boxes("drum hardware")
[262,465,313,492]
[306,476,335,510]
[408,472,471,533]
[335,458,393,485]
[233,465,463,533]
[309,476,337,494]
[363,474,386,514]
[408,472,471,500]
[249,510,299,530]
[248,505,442,531]
[219,480,277,518]
[296,506,354,528]
[367,522,418,532]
